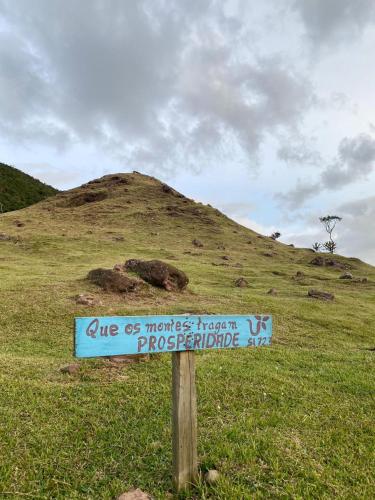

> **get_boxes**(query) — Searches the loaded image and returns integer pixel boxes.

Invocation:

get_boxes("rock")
[263,252,273,257]
[14,220,25,227]
[192,239,203,248]
[288,244,295,247]
[361,277,368,283]
[162,183,173,194]
[88,268,141,293]
[217,243,226,250]
[113,263,125,272]
[310,256,325,266]
[125,259,188,291]
[294,271,305,279]
[205,469,220,485]
[117,488,152,500]
[325,259,347,270]
[308,289,334,301]
[340,272,353,279]
[113,235,125,242]
[222,255,230,260]
[75,294,100,306]
[60,364,80,374]
[267,288,277,296]
[235,277,248,288]
[0,233,10,241]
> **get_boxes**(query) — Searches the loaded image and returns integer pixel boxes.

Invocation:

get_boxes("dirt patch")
[125,259,188,291]
[88,268,142,293]
[69,189,108,207]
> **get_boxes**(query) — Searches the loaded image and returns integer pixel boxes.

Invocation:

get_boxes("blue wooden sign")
[75,314,272,358]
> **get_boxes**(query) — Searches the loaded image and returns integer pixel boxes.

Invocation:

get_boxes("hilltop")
[0,162,57,213]
[0,171,374,499]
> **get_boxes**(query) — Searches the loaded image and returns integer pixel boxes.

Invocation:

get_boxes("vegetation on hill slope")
[0,162,58,212]
[0,172,374,499]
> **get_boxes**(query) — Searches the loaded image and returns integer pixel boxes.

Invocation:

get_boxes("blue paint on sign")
[75,314,272,358]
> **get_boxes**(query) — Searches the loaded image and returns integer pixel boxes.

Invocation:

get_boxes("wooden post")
[172,350,198,492]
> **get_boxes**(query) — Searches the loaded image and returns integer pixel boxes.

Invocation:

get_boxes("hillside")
[0,162,58,212]
[0,172,374,499]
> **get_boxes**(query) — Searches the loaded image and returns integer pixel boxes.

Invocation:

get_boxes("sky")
[0,0,374,264]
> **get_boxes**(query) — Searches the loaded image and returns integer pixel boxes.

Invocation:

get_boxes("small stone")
[113,263,125,272]
[60,364,80,374]
[222,255,230,260]
[308,289,334,301]
[235,277,248,288]
[205,469,220,485]
[361,277,368,283]
[267,288,277,296]
[340,272,353,279]
[75,294,97,306]
[192,239,203,248]
[117,488,151,500]
[114,235,125,241]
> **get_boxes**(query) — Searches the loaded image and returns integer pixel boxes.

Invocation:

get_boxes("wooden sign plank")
[75,314,272,358]
[172,351,198,491]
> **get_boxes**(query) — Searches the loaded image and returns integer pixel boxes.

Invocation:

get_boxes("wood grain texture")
[172,351,198,491]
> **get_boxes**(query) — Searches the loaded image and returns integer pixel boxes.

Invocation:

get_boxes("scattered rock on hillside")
[75,294,102,306]
[0,233,10,241]
[235,277,248,287]
[88,268,141,293]
[14,220,25,227]
[361,277,368,283]
[267,288,277,296]
[113,235,125,242]
[308,289,334,301]
[310,256,325,266]
[222,255,230,260]
[162,183,173,194]
[325,259,348,270]
[192,238,203,247]
[60,364,80,374]
[117,488,152,500]
[340,272,353,279]
[113,263,125,272]
[205,469,220,485]
[263,252,274,257]
[125,259,188,291]
[217,243,226,250]
[293,271,305,280]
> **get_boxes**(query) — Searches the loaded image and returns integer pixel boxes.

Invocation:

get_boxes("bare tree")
[270,231,281,240]
[319,215,342,253]
[312,242,321,252]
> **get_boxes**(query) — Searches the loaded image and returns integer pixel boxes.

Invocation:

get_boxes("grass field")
[0,173,374,499]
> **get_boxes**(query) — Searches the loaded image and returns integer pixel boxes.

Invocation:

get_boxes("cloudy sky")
[0,0,374,264]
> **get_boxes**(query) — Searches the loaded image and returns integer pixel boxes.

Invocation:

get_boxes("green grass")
[0,172,374,499]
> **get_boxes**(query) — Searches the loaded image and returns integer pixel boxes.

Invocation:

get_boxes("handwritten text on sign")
[75,315,272,358]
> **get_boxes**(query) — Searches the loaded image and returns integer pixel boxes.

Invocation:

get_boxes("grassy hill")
[0,162,58,212]
[0,172,374,499]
